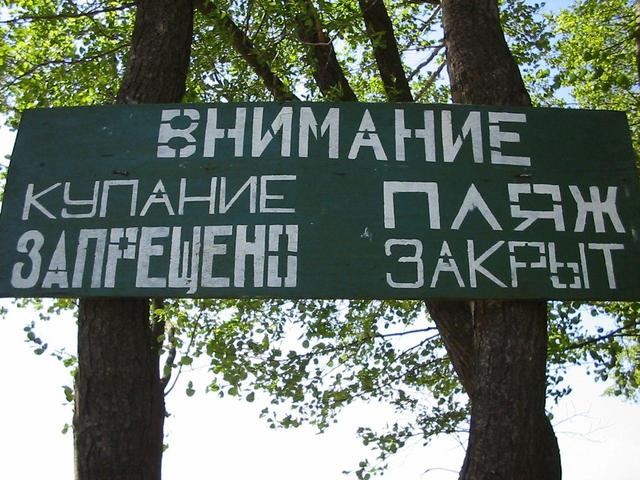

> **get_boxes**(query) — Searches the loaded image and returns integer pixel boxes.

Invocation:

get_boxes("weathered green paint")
[1,102,639,300]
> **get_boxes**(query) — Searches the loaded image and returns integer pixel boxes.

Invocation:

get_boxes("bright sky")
[1,292,639,479]
[1,0,639,478]
[1,121,639,480]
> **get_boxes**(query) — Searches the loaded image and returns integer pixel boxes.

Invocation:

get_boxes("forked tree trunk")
[330,0,560,476]
[73,1,194,479]
[428,1,562,479]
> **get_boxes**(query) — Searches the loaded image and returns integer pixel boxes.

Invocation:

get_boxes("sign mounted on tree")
[1,102,639,300]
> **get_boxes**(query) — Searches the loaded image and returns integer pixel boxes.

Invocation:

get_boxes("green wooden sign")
[1,102,639,300]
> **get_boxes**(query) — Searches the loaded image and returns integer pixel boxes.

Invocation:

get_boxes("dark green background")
[1,102,639,300]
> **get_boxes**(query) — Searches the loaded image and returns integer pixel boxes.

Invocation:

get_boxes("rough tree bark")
[358,0,413,101]
[433,1,562,479]
[340,0,561,476]
[288,0,358,101]
[73,1,194,479]
[229,0,562,477]
[205,3,300,102]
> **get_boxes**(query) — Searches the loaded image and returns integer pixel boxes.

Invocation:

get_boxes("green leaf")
[186,381,195,397]
[62,385,73,403]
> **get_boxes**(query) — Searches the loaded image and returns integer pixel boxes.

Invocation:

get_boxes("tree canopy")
[1,0,639,477]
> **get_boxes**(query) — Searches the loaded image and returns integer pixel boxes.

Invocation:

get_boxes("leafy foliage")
[0,0,133,125]
[548,301,640,402]
[1,0,640,476]
[547,0,640,405]
[501,0,558,105]
[552,0,640,146]
[150,298,470,474]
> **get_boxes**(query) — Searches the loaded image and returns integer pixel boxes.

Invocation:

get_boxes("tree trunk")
[74,299,163,479]
[205,4,299,101]
[289,0,358,101]
[425,1,562,479]
[358,0,413,102]
[74,1,194,479]
[427,298,562,480]
[457,301,556,480]
[116,0,194,105]
[443,0,530,106]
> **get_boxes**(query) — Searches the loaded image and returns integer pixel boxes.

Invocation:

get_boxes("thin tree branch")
[1,3,134,24]
[378,327,438,338]
[422,4,442,28]
[416,59,447,99]
[408,5,441,35]
[2,43,129,92]
[404,0,441,5]
[164,311,203,396]
[567,322,640,351]
[407,42,444,82]
[161,326,178,391]
[635,0,640,86]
